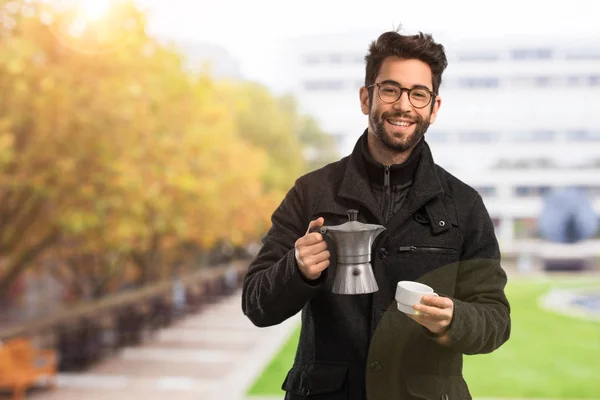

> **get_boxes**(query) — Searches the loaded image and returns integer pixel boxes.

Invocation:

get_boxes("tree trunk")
[0,230,59,299]
[130,232,161,284]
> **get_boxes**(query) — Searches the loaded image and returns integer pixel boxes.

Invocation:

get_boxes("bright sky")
[134,0,600,88]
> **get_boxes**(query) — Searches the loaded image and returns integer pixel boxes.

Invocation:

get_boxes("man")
[242,30,511,400]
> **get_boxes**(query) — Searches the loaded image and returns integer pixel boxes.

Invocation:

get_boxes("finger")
[313,259,330,273]
[306,217,325,234]
[421,295,453,309]
[304,250,331,266]
[296,232,326,247]
[305,259,330,276]
[309,240,329,254]
[296,239,328,258]
[413,304,450,320]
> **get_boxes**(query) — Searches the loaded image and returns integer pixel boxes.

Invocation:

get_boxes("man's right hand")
[294,217,331,280]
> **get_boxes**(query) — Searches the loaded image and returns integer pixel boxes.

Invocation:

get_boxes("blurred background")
[0,0,599,399]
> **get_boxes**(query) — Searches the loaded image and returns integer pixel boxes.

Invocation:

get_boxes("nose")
[393,90,412,112]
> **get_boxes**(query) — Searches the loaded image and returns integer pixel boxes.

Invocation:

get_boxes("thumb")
[306,217,325,234]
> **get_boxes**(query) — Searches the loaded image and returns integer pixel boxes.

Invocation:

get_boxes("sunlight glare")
[80,0,112,21]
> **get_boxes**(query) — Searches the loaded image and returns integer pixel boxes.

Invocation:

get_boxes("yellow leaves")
[223,81,306,193]
[39,76,55,92]
[59,210,100,235]
[175,174,199,193]
[127,82,143,97]
[0,0,328,284]
[0,119,14,168]
[55,158,75,174]
[6,57,24,74]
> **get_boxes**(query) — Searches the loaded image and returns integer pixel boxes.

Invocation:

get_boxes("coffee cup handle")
[422,293,438,301]
[419,292,438,303]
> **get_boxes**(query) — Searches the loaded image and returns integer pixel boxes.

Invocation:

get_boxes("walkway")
[28,290,298,400]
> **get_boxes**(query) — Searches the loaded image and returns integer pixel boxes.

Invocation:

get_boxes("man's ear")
[429,95,442,124]
[359,86,370,115]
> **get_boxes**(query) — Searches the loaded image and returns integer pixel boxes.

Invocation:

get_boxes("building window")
[566,130,600,141]
[302,53,360,65]
[589,75,600,86]
[534,76,553,87]
[567,75,584,86]
[563,75,600,87]
[304,80,345,91]
[514,186,552,197]
[511,48,554,60]
[514,130,556,142]
[457,77,500,88]
[565,49,600,60]
[459,131,497,142]
[474,186,497,197]
[303,54,324,64]
[510,75,563,87]
[426,131,448,142]
[457,52,499,61]
[329,54,343,63]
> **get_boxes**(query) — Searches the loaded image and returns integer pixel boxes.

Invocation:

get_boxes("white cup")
[395,281,438,315]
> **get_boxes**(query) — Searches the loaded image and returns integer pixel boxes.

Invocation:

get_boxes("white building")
[173,39,242,80]
[277,31,600,249]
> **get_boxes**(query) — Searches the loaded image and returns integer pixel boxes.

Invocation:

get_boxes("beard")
[369,107,430,153]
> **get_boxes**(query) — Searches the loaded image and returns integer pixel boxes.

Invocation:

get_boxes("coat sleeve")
[241,179,325,327]
[443,193,511,355]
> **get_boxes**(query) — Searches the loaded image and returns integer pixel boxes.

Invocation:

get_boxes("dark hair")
[364,31,448,95]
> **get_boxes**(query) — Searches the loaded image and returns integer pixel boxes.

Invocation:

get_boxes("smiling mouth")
[386,119,414,127]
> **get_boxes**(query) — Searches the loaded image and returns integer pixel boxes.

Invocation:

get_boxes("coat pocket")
[282,361,349,399]
[397,245,458,255]
[389,245,460,283]
[403,372,472,400]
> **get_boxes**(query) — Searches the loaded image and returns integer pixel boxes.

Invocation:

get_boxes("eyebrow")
[379,79,432,91]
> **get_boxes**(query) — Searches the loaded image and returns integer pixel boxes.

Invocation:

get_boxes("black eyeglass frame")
[367,82,436,109]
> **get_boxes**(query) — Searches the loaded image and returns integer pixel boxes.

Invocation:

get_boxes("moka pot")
[311,209,385,295]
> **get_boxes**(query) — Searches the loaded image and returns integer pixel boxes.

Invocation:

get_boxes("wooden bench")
[0,338,57,400]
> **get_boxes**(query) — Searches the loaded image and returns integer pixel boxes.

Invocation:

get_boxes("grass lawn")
[247,276,600,398]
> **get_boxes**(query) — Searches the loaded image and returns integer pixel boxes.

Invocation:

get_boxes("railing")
[0,260,249,372]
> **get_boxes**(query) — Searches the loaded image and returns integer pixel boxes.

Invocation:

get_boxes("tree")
[221,81,306,196]
[0,0,331,298]
[272,93,340,174]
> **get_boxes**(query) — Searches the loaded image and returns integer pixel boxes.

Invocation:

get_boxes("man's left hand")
[407,295,454,336]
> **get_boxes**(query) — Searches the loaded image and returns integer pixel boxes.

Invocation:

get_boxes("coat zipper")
[398,245,457,254]
[383,165,391,222]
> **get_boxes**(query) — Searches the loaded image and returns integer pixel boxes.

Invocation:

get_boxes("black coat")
[242,134,511,400]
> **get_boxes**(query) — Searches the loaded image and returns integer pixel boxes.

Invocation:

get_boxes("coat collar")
[360,132,424,186]
[338,130,445,225]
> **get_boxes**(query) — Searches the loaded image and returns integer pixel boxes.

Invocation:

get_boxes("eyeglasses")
[368,83,435,109]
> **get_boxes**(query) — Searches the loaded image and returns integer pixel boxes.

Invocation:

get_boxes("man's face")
[360,57,442,153]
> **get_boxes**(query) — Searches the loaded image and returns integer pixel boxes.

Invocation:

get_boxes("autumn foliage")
[0,0,337,297]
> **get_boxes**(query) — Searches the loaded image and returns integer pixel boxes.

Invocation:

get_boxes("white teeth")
[388,120,412,127]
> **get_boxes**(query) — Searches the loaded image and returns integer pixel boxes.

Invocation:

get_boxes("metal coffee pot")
[311,209,385,295]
